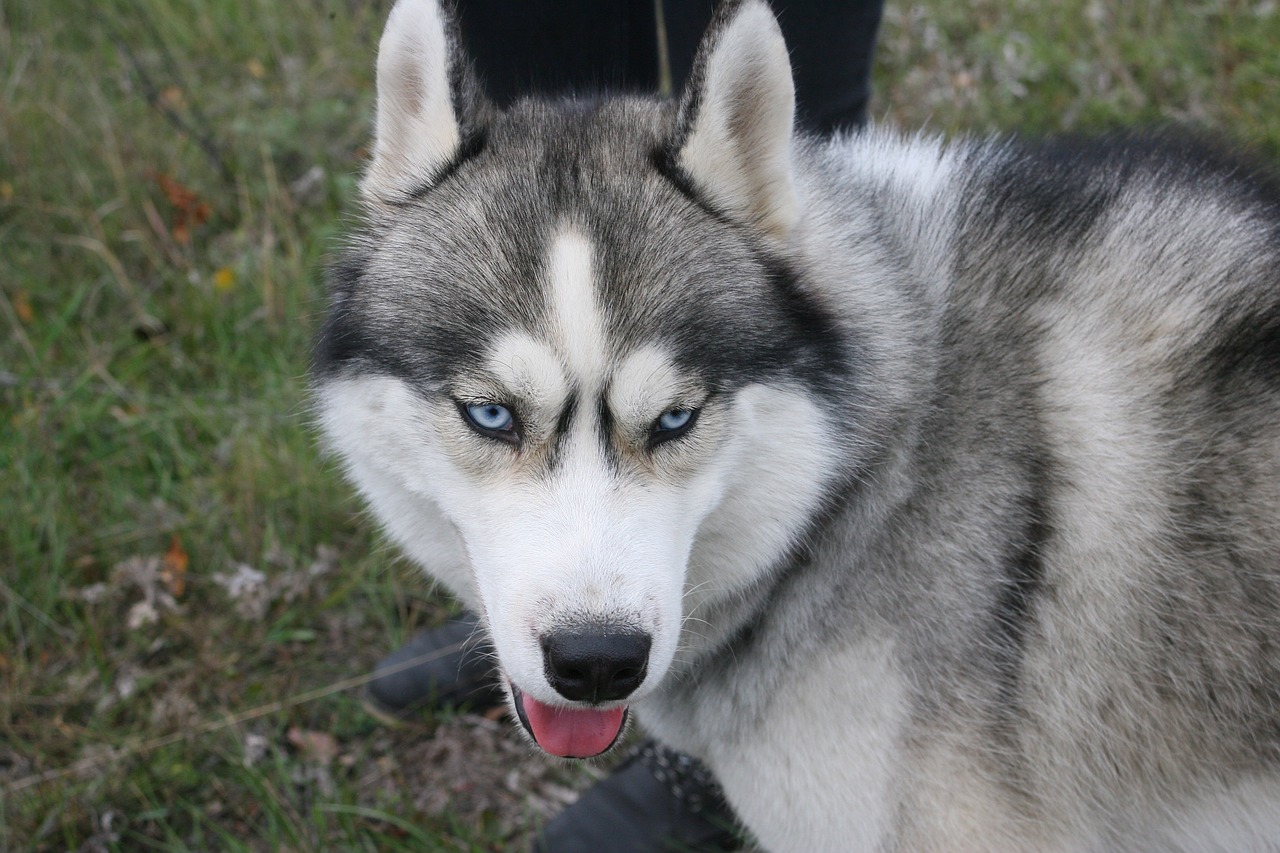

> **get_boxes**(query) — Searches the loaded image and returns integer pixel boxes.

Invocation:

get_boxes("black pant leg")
[453,0,661,105]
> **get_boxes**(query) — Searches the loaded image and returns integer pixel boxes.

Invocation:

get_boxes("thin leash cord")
[3,639,471,794]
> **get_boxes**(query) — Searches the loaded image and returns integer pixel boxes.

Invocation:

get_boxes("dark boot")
[533,740,742,852]
[363,612,504,721]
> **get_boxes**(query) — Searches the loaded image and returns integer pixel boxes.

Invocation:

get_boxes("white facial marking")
[484,332,570,424]
[547,229,608,384]
[316,376,475,607]
[608,346,695,432]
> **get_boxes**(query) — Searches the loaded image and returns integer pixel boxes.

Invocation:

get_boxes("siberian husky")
[314,0,1280,849]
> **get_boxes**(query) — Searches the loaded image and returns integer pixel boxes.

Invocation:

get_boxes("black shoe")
[364,612,504,722]
[533,740,742,853]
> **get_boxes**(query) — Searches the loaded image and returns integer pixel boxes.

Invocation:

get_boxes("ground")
[3,0,1279,849]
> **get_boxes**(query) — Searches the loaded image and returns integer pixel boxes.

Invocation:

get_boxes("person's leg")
[451,0,661,105]
[451,0,883,132]
[533,742,741,853]
[777,0,884,133]
[363,611,501,721]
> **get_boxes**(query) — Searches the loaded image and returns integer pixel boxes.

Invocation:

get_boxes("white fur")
[320,372,850,775]
[548,229,609,384]
[706,637,906,853]
[484,332,572,444]
[681,384,844,645]
[607,346,696,430]
[362,0,461,204]
[677,0,797,239]
[1138,778,1280,853]
[316,376,475,605]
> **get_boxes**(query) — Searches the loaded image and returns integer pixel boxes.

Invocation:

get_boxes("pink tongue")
[519,692,626,758]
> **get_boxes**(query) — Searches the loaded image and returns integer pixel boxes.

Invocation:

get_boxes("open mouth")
[510,683,629,758]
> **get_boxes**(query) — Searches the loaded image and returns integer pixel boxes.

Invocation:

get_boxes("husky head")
[315,0,854,758]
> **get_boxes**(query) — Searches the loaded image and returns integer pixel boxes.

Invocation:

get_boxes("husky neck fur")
[314,0,1280,848]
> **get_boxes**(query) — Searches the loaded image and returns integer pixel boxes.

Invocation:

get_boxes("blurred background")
[3,0,1278,849]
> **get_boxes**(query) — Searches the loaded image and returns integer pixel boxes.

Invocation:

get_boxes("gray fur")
[316,0,1280,849]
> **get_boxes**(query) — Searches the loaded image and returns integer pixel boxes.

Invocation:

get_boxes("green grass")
[2,0,1279,849]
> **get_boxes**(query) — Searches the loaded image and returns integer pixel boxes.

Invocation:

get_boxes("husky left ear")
[670,0,797,240]
[362,0,488,206]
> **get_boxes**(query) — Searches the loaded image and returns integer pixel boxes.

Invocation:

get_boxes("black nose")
[541,632,651,703]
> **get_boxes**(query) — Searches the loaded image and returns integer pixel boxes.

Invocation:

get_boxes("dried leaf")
[71,582,111,604]
[212,563,270,619]
[127,600,159,629]
[242,733,270,769]
[153,172,211,245]
[246,58,267,79]
[287,727,340,764]
[161,534,188,598]
[158,85,186,111]
[111,554,182,624]
[12,290,33,324]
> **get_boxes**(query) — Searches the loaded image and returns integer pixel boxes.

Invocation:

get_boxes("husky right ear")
[669,0,797,240]
[361,0,488,206]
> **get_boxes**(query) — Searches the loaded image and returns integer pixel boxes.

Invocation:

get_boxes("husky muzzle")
[511,629,651,758]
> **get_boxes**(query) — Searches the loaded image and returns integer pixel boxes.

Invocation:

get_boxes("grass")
[2,0,1279,849]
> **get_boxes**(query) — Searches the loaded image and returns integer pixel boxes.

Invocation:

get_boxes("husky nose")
[541,632,651,703]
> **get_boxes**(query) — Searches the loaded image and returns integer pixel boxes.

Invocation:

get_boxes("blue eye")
[657,409,694,431]
[463,402,515,435]
[650,407,698,447]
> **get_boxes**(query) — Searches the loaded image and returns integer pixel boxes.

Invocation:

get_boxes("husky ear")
[362,0,487,205]
[670,0,797,240]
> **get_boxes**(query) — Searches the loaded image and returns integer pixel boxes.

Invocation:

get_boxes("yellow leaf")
[0,181,13,200]
[246,58,267,79]
[213,267,236,293]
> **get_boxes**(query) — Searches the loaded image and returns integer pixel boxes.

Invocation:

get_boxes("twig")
[101,10,235,185]
[0,579,76,642]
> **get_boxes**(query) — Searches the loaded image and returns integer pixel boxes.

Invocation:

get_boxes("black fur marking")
[646,158,848,403]
[547,390,579,471]
[959,137,1122,280]
[595,394,622,473]
[1203,303,1280,388]
[660,247,850,403]
[312,250,376,375]
[990,453,1052,718]
[403,127,490,202]
[649,144,734,227]
[758,253,851,398]
[973,132,1280,259]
